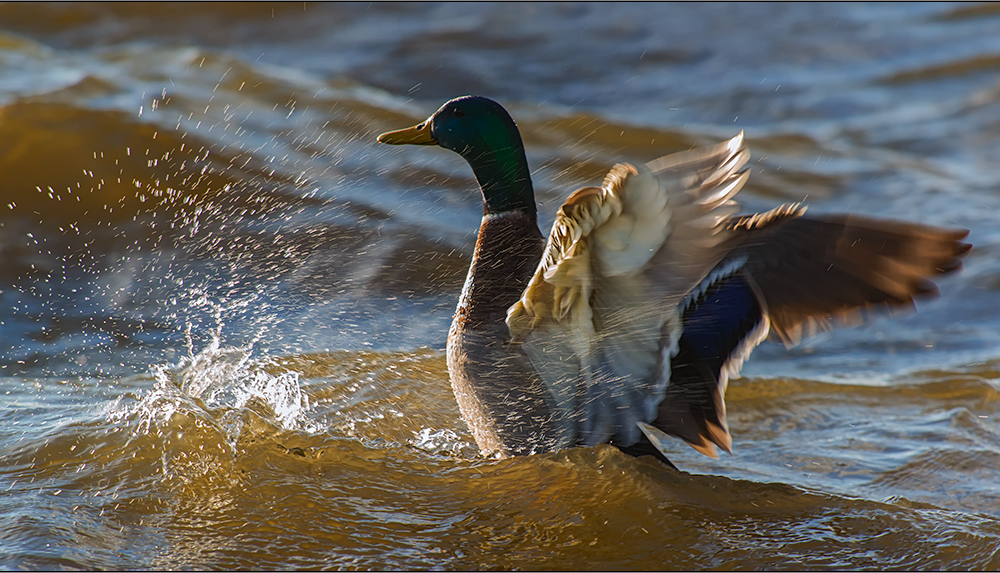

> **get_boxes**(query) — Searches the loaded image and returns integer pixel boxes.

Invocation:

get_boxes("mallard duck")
[378,95,970,466]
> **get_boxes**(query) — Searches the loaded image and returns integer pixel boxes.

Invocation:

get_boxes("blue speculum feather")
[676,269,763,385]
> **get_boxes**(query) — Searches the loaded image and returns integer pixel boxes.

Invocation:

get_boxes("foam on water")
[107,322,317,462]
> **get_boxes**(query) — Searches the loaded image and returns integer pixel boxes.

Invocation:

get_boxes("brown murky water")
[2,2,1000,569]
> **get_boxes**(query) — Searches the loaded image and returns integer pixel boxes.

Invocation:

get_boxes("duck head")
[378,96,536,218]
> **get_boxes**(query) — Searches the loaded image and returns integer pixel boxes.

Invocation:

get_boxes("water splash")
[411,427,465,456]
[110,318,316,459]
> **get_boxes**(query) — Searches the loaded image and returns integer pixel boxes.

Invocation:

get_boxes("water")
[2,2,1000,569]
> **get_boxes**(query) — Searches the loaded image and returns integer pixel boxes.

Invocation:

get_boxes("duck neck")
[449,126,542,331]
[454,210,544,333]
[461,141,537,219]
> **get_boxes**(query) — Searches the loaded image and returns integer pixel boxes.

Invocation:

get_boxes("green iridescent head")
[379,96,536,217]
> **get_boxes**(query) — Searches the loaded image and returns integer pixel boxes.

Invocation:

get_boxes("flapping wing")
[641,205,971,460]
[505,133,750,448]
[725,206,971,346]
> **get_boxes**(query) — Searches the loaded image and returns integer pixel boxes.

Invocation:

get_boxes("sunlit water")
[2,3,1000,569]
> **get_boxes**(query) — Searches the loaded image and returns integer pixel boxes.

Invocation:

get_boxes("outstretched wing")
[639,205,971,459]
[506,133,750,448]
[725,207,971,345]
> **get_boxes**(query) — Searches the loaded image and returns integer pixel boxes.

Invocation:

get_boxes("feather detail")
[652,259,768,457]
[723,206,972,346]
[506,132,750,447]
[642,205,970,459]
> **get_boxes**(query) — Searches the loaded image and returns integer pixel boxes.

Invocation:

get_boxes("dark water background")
[2,2,1000,569]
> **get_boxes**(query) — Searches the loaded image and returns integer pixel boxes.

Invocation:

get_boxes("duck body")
[379,96,970,465]
[446,209,553,456]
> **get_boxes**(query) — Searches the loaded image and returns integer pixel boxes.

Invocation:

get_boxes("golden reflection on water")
[4,348,991,569]
[2,1,1000,569]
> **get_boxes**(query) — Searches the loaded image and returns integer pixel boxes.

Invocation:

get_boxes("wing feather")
[724,207,972,346]
[506,132,750,447]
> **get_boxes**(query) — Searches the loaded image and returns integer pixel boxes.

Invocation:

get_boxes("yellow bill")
[377,121,436,145]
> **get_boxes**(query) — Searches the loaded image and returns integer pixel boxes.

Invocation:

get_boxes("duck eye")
[452,109,465,118]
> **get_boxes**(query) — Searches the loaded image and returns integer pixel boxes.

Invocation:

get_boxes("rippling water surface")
[2,2,1000,569]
